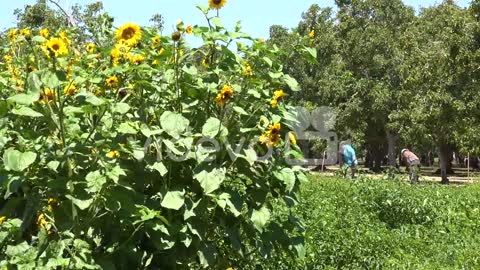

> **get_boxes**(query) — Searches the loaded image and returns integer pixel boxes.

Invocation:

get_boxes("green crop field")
[252,175,480,269]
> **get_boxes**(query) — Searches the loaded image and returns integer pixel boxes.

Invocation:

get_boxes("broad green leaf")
[12,107,43,118]
[113,102,131,114]
[195,4,209,14]
[161,190,185,210]
[106,165,126,183]
[149,162,168,177]
[268,71,283,79]
[47,161,60,172]
[274,168,296,193]
[263,57,273,67]
[303,47,317,63]
[194,168,225,195]
[182,65,198,75]
[202,117,221,138]
[32,36,46,43]
[3,148,37,172]
[27,72,42,92]
[282,74,300,91]
[84,93,105,106]
[117,122,138,134]
[232,106,248,116]
[211,17,223,28]
[198,244,216,268]
[65,195,93,210]
[250,206,271,232]
[160,111,189,139]
[140,125,162,137]
[41,70,60,89]
[85,170,107,193]
[8,93,41,105]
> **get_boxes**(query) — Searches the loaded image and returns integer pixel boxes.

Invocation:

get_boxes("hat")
[401,149,408,155]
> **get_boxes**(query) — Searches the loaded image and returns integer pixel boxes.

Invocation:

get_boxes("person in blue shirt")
[339,141,358,178]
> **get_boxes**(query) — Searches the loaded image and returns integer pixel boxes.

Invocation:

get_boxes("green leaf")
[195,4,209,14]
[194,168,225,195]
[140,125,162,137]
[161,190,185,210]
[117,122,138,134]
[8,93,40,105]
[84,93,105,106]
[160,111,189,139]
[12,107,43,118]
[113,102,131,114]
[65,195,93,210]
[268,72,283,79]
[283,74,300,91]
[232,106,248,116]
[211,17,223,28]
[32,36,46,43]
[182,65,198,75]
[27,72,42,92]
[198,244,217,268]
[41,70,60,89]
[106,165,126,183]
[85,170,107,194]
[263,57,273,67]
[47,161,60,172]
[274,168,296,193]
[303,47,318,63]
[202,117,221,138]
[3,148,37,172]
[149,162,168,177]
[250,206,271,232]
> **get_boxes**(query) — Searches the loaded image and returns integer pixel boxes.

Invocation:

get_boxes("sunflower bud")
[171,31,182,41]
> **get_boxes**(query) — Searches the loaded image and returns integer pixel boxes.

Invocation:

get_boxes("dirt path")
[309,166,480,185]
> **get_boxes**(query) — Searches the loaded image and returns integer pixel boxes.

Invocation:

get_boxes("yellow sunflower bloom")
[8,29,17,42]
[152,35,161,44]
[245,63,253,76]
[260,122,282,147]
[59,31,71,46]
[270,89,285,108]
[0,216,7,224]
[116,22,142,47]
[106,75,119,88]
[40,28,49,38]
[43,37,68,58]
[128,54,145,65]
[288,132,297,145]
[215,84,234,105]
[186,25,193,35]
[63,83,77,96]
[309,30,315,39]
[20,29,31,37]
[37,213,47,228]
[106,150,120,158]
[86,43,95,54]
[209,0,227,10]
[3,55,12,63]
[40,88,55,103]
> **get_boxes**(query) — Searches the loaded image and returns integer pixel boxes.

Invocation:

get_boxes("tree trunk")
[373,145,383,172]
[387,131,398,167]
[438,142,450,184]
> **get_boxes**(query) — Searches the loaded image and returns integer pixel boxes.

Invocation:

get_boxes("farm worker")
[401,148,420,183]
[339,141,358,178]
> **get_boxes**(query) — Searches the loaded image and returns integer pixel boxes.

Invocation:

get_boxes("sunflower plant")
[0,2,314,269]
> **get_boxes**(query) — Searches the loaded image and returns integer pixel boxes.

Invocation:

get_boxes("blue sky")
[0,0,471,41]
